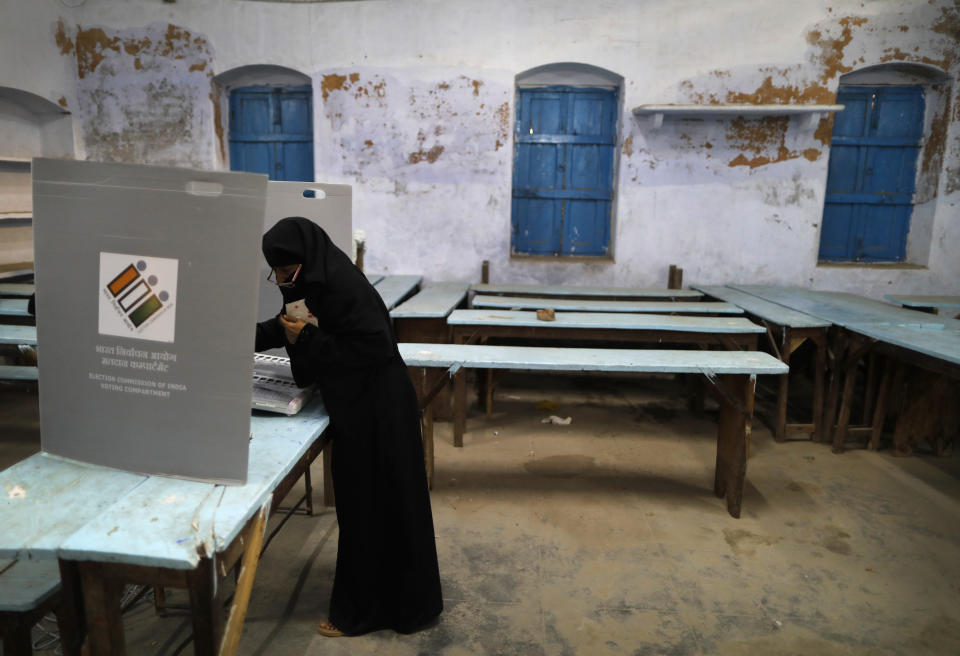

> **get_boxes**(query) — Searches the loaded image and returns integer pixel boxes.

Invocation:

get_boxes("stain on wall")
[54,21,215,167]
[318,69,510,184]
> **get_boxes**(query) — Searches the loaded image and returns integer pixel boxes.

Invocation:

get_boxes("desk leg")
[453,366,466,447]
[57,560,86,656]
[821,329,847,445]
[78,562,126,655]
[423,401,435,489]
[869,360,894,451]
[713,374,752,519]
[812,333,827,443]
[186,556,223,656]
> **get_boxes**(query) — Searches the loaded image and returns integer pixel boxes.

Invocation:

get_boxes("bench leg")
[713,374,752,519]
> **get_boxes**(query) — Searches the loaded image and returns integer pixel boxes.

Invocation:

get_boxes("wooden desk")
[694,285,830,442]
[884,294,960,316]
[0,284,34,298]
[471,295,743,315]
[372,274,422,310]
[399,342,787,518]
[0,400,330,655]
[391,282,471,341]
[833,323,960,455]
[471,283,703,301]
[392,283,471,421]
[0,325,36,345]
[731,285,959,453]
[0,299,30,317]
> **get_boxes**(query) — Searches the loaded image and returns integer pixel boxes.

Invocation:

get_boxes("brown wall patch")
[321,74,349,101]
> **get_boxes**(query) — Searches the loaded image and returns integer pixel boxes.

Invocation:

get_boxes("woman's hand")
[278,314,308,344]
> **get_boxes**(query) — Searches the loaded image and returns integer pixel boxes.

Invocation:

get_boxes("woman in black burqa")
[255,217,442,637]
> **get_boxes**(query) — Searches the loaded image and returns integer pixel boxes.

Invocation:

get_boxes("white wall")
[1,0,957,298]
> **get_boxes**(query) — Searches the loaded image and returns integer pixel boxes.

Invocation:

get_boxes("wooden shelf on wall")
[632,104,845,129]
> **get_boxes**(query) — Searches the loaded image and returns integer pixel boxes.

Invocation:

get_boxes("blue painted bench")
[448,309,765,349]
[471,283,704,300]
[372,274,422,310]
[694,285,830,442]
[398,342,787,518]
[0,559,65,656]
[471,295,743,315]
[0,399,331,654]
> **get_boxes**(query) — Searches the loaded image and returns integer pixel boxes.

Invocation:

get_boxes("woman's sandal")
[317,620,344,637]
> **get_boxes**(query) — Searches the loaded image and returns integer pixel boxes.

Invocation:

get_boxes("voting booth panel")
[257,181,353,325]
[33,159,268,484]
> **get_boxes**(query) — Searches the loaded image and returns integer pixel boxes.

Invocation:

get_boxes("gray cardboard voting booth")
[256,181,352,347]
[33,158,268,484]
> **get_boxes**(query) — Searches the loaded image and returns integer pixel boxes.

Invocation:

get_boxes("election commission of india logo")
[98,252,179,343]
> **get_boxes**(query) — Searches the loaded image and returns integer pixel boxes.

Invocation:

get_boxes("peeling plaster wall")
[3,0,958,298]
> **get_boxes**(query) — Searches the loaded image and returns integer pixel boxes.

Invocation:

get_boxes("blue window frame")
[511,86,617,256]
[229,85,314,182]
[819,85,925,262]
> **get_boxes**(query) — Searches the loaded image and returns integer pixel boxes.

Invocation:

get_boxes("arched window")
[215,66,314,182]
[818,64,949,263]
[511,64,623,258]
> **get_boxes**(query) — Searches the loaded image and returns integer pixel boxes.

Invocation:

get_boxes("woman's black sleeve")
[255,316,287,352]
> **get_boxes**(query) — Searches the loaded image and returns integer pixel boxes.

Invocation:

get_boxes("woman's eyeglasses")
[267,264,302,288]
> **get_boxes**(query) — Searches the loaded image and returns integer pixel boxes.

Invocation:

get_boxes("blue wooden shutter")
[819,86,924,262]
[229,85,314,182]
[512,86,616,256]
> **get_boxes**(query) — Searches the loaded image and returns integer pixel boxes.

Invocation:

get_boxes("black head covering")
[262,216,351,285]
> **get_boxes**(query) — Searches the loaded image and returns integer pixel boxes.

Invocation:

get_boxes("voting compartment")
[256,181,352,341]
[33,159,268,484]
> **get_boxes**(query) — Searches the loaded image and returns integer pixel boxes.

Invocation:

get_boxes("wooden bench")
[471,295,744,315]
[372,274,422,310]
[694,285,830,442]
[449,309,764,348]
[398,342,787,518]
[0,559,64,656]
[471,283,703,301]
[0,399,330,655]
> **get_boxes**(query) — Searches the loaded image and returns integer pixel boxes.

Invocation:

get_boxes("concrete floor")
[3,371,960,656]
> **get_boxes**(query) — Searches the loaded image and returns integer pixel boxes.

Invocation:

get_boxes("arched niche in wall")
[819,62,951,266]
[0,87,74,270]
[212,65,313,174]
[510,63,624,259]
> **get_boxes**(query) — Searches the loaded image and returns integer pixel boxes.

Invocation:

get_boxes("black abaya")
[256,217,442,635]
